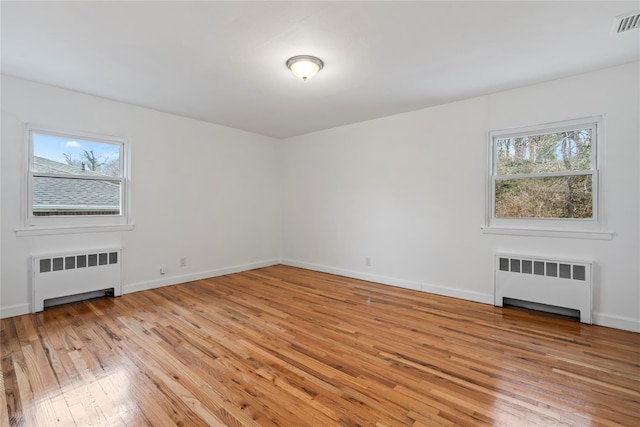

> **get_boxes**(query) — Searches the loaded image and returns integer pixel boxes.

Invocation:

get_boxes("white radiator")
[32,248,122,312]
[494,253,592,324]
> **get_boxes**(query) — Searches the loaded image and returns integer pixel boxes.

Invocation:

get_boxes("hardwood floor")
[1,265,639,426]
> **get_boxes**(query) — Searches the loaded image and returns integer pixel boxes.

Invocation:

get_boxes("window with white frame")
[488,117,600,229]
[26,125,128,227]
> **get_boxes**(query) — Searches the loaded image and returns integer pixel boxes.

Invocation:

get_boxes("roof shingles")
[33,156,120,213]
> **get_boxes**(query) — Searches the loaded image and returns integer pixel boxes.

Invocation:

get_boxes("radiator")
[32,248,122,313]
[494,253,592,324]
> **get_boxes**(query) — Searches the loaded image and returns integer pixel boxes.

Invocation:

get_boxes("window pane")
[496,128,591,175]
[32,176,121,216]
[33,133,121,177]
[495,175,592,219]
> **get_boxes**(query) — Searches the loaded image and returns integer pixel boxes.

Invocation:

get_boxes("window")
[26,125,128,228]
[488,117,601,231]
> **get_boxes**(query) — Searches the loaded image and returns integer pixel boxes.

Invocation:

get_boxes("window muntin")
[27,126,127,225]
[489,118,600,226]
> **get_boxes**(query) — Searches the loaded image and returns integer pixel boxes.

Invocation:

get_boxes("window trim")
[485,116,609,236]
[21,123,131,232]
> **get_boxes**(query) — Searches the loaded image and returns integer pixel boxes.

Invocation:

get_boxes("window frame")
[23,124,130,230]
[486,116,603,233]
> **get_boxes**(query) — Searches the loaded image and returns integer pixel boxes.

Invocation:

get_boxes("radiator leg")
[580,310,592,324]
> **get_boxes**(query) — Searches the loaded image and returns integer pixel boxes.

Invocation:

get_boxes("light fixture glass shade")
[286,55,324,80]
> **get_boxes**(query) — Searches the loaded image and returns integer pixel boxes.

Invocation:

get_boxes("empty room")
[1,1,639,426]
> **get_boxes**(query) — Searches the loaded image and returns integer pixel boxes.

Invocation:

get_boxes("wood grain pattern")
[1,265,638,426]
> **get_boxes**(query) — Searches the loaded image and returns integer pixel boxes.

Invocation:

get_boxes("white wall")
[3,63,638,332]
[282,62,640,332]
[1,75,282,317]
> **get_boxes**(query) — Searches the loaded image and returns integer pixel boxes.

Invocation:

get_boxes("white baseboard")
[3,259,638,333]
[0,303,31,319]
[282,258,421,291]
[420,282,494,305]
[592,312,640,333]
[123,258,281,294]
[0,259,281,319]
[280,260,640,333]
[281,259,493,305]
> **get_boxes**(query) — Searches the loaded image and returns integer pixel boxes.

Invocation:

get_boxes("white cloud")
[65,140,81,148]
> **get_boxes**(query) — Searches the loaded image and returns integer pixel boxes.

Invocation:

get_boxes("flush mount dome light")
[286,55,324,80]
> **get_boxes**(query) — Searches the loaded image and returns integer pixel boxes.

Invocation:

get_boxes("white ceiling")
[2,1,639,139]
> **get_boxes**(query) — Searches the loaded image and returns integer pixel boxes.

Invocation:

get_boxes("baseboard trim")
[0,303,31,319]
[420,282,494,305]
[1,259,282,320]
[281,259,493,305]
[592,312,640,333]
[124,259,281,294]
[3,260,637,333]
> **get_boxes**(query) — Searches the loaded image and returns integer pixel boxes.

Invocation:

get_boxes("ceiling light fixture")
[286,55,324,80]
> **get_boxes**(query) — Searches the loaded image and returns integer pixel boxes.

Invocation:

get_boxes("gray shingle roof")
[34,156,108,176]
[33,156,120,213]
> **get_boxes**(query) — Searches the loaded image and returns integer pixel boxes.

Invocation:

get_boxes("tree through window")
[489,118,599,224]
[26,126,128,225]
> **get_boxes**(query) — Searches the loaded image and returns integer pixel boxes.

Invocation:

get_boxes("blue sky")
[33,133,120,164]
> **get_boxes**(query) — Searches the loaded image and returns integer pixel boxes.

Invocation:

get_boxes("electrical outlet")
[365,257,371,267]
[160,267,166,275]
[180,257,187,267]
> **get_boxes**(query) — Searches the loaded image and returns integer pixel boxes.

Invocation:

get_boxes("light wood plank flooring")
[1,265,639,426]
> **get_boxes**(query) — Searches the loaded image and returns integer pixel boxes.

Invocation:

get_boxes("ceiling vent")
[613,10,640,34]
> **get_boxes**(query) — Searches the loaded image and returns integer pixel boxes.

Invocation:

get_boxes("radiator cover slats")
[494,253,592,324]
[32,248,122,312]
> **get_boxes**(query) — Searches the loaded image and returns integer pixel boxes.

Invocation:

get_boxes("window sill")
[481,226,613,240]
[15,223,135,237]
